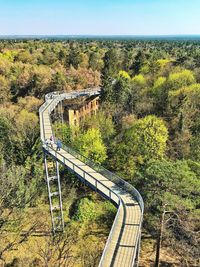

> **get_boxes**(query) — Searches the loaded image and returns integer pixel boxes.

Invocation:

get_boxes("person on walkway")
[56,140,62,151]
[44,138,49,146]
[50,135,54,148]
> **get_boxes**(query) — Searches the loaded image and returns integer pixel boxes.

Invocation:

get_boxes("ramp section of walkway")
[39,89,144,267]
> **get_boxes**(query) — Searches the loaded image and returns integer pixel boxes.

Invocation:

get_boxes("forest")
[0,38,200,266]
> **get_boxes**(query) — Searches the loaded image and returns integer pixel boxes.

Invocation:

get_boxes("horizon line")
[1,34,200,36]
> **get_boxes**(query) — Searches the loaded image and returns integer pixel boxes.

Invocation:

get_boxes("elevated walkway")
[39,88,144,267]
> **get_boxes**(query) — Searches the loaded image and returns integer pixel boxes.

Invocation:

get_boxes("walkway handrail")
[60,143,144,213]
[44,143,121,205]
[50,142,144,267]
[98,198,122,267]
[39,88,144,267]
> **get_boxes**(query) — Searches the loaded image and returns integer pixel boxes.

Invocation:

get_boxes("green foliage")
[110,115,168,179]
[157,59,173,68]
[89,51,104,71]
[51,70,67,91]
[142,159,199,206]
[1,39,200,266]
[1,158,43,209]
[101,48,123,101]
[113,71,131,108]
[138,158,200,252]
[82,110,115,142]
[141,60,160,75]
[118,70,130,80]
[67,46,82,68]
[189,134,200,161]
[131,50,146,74]
[153,76,166,91]
[73,197,98,222]
[75,128,107,164]
[125,115,168,161]
[168,83,200,157]
[53,122,71,145]
[0,105,39,164]
[167,70,196,90]
[132,74,146,86]
[0,75,10,103]
[0,116,15,163]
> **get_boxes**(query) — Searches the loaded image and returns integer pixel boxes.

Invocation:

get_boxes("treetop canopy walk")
[39,88,144,267]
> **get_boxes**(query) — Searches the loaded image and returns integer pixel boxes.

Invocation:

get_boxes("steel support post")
[56,160,65,230]
[44,153,55,233]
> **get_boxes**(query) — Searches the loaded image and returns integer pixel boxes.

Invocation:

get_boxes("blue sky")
[0,0,200,35]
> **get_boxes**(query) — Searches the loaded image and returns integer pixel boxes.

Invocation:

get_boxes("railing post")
[44,152,55,233]
[56,160,65,231]
[83,172,86,186]
[95,179,97,192]
[61,100,64,124]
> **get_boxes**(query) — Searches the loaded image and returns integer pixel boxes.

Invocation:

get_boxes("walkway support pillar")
[44,151,64,233]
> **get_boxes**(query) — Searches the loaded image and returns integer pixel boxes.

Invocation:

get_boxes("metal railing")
[59,143,144,212]
[43,144,121,206]
[39,88,144,267]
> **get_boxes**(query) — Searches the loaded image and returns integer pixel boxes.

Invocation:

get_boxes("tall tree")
[74,128,107,164]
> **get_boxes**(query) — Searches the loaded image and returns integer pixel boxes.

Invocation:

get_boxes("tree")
[15,109,39,147]
[51,70,67,92]
[168,83,200,158]
[15,50,35,64]
[72,197,97,223]
[66,46,82,69]
[31,65,52,96]
[54,122,71,145]
[168,83,200,131]
[140,59,160,76]
[0,164,43,263]
[0,75,10,103]
[0,56,12,76]
[74,128,107,164]
[151,76,167,114]
[0,116,14,163]
[35,228,78,267]
[18,96,42,112]
[132,74,146,86]
[82,110,115,142]
[112,70,131,109]
[101,48,123,102]
[139,159,200,267]
[0,107,39,164]
[79,236,103,267]
[167,70,196,91]
[124,115,168,161]
[190,134,200,161]
[89,51,104,71]
[110,115,168,179]
[131,50,146,75]
[129,74,151,115]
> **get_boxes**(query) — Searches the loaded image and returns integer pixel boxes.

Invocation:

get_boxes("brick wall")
[64,96,99,126]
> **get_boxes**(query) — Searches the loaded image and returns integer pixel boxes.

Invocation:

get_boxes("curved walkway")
[39,88,144,267]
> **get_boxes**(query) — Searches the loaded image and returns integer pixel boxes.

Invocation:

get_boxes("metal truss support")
[44,152,64,233]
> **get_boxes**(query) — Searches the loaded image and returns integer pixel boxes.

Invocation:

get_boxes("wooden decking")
[39,90,143,267]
